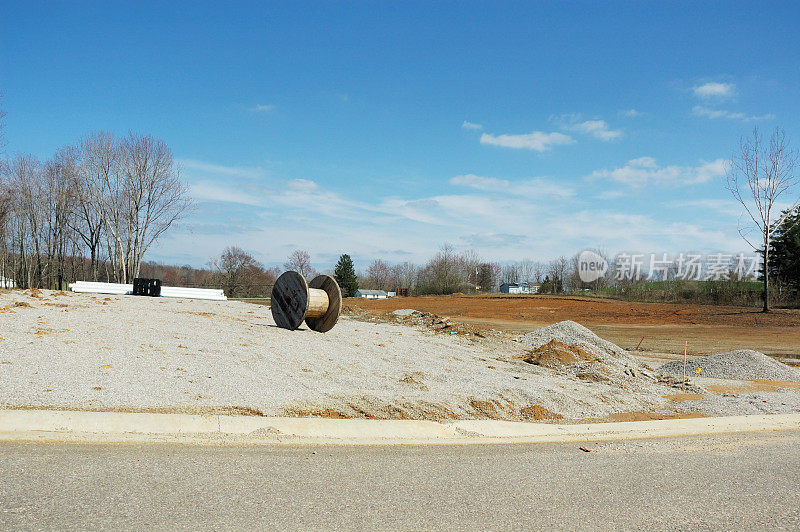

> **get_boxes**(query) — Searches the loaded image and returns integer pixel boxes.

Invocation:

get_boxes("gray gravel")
[658,350,800,382]
[521,320,629,356]
[0,290,673,420]
[518,320,657,383]
[2,290,799,420]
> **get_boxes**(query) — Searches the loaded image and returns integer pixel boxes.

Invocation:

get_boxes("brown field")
[347,294,800,360]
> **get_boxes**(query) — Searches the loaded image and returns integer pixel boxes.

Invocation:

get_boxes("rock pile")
[658,350,800,382]
[389,309,496,338]
[518,321,656,384]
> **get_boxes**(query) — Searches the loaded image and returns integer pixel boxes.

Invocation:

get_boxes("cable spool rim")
[270,271,309,330]
[305,274,342,333]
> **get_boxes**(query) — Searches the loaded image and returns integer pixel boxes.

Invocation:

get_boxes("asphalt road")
[2,431,800,530]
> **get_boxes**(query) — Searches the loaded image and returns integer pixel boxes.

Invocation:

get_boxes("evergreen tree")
[334,254,359,297]
[770,207,800,291]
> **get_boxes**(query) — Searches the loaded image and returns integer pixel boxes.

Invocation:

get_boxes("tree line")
[0,130,190,288]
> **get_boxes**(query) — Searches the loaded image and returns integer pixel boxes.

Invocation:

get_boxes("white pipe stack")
[68,281,227,301]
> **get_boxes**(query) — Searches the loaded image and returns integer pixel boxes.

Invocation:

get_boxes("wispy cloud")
[162,158,744,269]
[287,178,319,192]
[665,198,743,217]
[620,109,643,118]
[693,82,735,99]
[253,104,275,113]
[190,181,266,206]
[480,131,574,151]
[596,190,626,200]
[553,114,622,141]
[692,105,774,121]
[569,119,622,141]
[449,174,509,190]
[589,157,727,187]
[178,158,267,180]
[461,120,483,130]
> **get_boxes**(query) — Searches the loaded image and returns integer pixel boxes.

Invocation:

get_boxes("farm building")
[354,289,389,299]
[499,281,539,294]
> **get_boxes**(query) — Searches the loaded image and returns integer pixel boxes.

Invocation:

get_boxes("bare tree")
[0,92,6,153]
[391,261,418,293]
[501,263,519,284]
[7,154,43,287]
[71,142,105,280]
[476,262,500,292]
[518,258,535,283]
[210,246,264,298]
[365,259,393,291]
[284,249,315,278]
[82,132,190,282]
[548,256,569,293]
[119,133,191,279]
[42,148,77,288]
[726,127,799,312]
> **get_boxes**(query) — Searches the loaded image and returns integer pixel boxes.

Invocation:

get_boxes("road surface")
[2,431,799,530]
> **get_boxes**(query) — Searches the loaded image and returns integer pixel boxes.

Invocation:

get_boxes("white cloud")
[158,159,745,269]
[589,157,727,187]
[553,114,622,141]
[620,109,642,118]
[449,174,509,190]
[627,156,657,168]
[692,105,774,121]
[287,179,319,192]
[693,82,735,99]
[513,178,576,199]
[570,119,622,141]
[461,120,483,130]
[254,104,275,112]
[596,190,626,200]
[666,198,743,217]
[480,131,574,151]
[190,181,265,206]
[178,159,267,180]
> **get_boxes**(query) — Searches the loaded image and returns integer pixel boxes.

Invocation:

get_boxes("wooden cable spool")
[270,271,342,332]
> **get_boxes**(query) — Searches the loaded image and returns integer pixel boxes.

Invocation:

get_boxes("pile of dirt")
[389,308,496,338]
[658,350,800,382]
[520,340,600,369]
[518,321,655,384]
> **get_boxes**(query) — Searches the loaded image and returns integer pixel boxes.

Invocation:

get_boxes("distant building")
[499,281,539,294]
[354,289,389,299]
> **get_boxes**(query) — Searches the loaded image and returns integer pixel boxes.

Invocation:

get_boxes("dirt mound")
[520,340,600,369]
[388,309,499,338]
[519,321,655,384]
[659,350,800,382]
[520,320,627,357]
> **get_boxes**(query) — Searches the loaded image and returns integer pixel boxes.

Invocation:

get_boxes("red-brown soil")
[348,294,800,357]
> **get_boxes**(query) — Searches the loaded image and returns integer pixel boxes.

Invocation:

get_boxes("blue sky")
[2,1,799,269]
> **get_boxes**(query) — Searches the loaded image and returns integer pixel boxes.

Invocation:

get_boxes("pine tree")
[770,207,800,292]
[334,254,359,297]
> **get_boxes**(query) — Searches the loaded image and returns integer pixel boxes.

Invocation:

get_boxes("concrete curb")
[1,409,798,445]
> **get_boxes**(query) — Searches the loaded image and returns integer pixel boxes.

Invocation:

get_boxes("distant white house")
[0,276,16,289]
[355,289,389,299]
[499,281,539,294]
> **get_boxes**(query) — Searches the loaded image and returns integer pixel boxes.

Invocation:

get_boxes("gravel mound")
[519,321,654,383]
[521,320,627,356]
[658,350,800,382]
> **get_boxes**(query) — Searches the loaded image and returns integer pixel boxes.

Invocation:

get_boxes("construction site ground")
[347,294,800,365]
[2,289,799,423]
